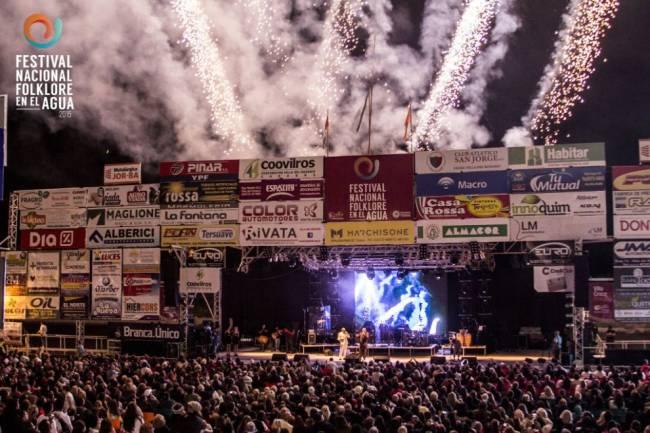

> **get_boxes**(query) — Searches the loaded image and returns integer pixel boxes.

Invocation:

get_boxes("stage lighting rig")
[366,267,375,279]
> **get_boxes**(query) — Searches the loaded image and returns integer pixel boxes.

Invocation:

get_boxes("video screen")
[354,271,446,335]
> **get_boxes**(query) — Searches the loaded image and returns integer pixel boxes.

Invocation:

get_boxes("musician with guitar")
[272,326,282,352]
[257,324,270,351]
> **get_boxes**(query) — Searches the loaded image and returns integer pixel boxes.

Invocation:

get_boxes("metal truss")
[237,244,498,273]
[573,307,586,367]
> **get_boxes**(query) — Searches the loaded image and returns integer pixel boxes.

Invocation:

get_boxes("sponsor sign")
[416,218,510,243]
[4,296,26,320]
[122,274,160,321]
[508,167,606,193]
[416,171,507,196]
[60,249,90,274]
[160,160,239,180]
[27,252,59,288]
[179,267,221,294]
[612,166,650,191]
[613,190,650,215]
[103,163,142,185]
[86,227,160,248]
[589,279,614,321]
[60,274,91,291]
[160,225,239,247]
[86,184,159,207]
[415,148,508,173]
[510,192,606,217]
[160,180,238,208]
[5,251,27,274]
[91,274,121,318]
[239,157,323,180]
[239,200,323,223]
[19,209,86,230]
[613,240,650,266]
[508,143,606,168]
[26,295,59,319]
[640,139,650,164]
[18,187,87,210]
[240,223,324,246]
[87,206,160,227]
[415,194,510,220]
[3,322,23,345]
[5,252,28,297]
[325,221,415,246]
[186,248,225,268]
[122,248,161,274]
[614,267,650,288]
[615,288,650,321]
[533,266,575,293]
[526,241,574,265]
[510,215,606,241]
[20,228,86,250]
[60,296,88,319]
[239,179,324,201]
[614,215,650,239]
[120,323,183,341]
[325,154,413,221]
[91,249,122,273]
[160,207,239,225]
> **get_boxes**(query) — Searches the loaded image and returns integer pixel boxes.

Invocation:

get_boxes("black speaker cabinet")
[271,353,288,362]
[430,356,446,365]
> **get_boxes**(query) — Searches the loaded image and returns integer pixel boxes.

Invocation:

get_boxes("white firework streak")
[237,0,291,67]
[412,0,499,149]
[172,0,255,157]
[525,0,619,145]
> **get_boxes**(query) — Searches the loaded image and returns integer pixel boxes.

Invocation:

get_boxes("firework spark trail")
[412,0,499,149]
[525,0,619,145]
[172,0,254,157]
[237,0,291,67]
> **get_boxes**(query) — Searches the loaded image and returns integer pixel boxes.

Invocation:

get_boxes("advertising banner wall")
[415,148,508,173]
[20,228,86,250]
[160,225,239,247]
[87,206,160,227]
[533,266,575,293]
[160,180,238,208]
[122,274,160,321]
[510,192,606,217]
[160,160,239,180]
[122,248,161,274]
[613,215,650,239]
[18,188,87,210]
[510,215,606,241]
[186,248,225,268]
[240,223,324,246]
[508,167,606,193]
[415,194,510,220]
[160,208,238,225]
[416,218,510,243]
[239,179,324,201]
[614,267,650,288]
[239,200,323,223]
[589,279,614,321]
[19,209,87,230]
[179,267,221,294]
[507,143,606,169]
[27,252,59,288]
[613,240,650,266]
[613,191,650,215]
[86,184,159,207]
[526,241,575,265]
[612,166,650,190]
[239,157,324,180]
[103,163,141,185]
[86,227,160,248]
[91,249,122,318]
[325,220,414,246]
[325,154,413,221]
[416,171,507,196]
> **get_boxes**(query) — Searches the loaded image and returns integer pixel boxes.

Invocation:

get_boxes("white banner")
[123,248,161,273]
[416,218,510,243]
[27,252,60,288]
[614,215,650,239]
[122,274,160,321]
[18,188,87,210]
[19,209,87,230]
[510,191,605,217]
[91,249,122,275]
[104,163,142,185]
[239,223,324,246]
[613,190,650,215]
[533,266,575,293]
[239,200,323,223]
[86,227,160,248]
[86,206,160,227]
[239,157,324,180]
[61,250,90,274]
[86,184,159,207]
[510,215,606,241]
[179,267,221,294]
[415,148,508,174]
[160,207,238,225]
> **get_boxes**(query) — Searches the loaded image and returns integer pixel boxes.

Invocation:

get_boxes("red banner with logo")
[325,154,413,221]
[415,194,510,220]
[160,160,239,180]
[589,279,614,321]
[20,228,86,250]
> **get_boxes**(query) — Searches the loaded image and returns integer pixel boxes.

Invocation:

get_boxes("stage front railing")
[23,333,113,355]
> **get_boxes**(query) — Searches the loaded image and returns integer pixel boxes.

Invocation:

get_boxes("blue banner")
[508,166,606,193]
[415,171,508,196]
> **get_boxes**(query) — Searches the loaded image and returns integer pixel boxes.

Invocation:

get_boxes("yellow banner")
[325,221,415,246]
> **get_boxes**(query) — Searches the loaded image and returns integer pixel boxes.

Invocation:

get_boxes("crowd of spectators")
[0,352,648,433]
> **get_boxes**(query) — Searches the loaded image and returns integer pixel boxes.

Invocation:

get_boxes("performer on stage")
[272,326,282,352]
[231,326,240,355]
[451,335,462,360]
[606,325,616,343]
[552,330,562,360]
[38,321,47,354]
[358,328,370,361]
[337,327,350,360]
[284,326,297,353]
[223,318,234,356]
[257,324,270,351]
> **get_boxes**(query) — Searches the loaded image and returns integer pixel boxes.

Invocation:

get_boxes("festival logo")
[24,14,63,49]
[354,157,380,180]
